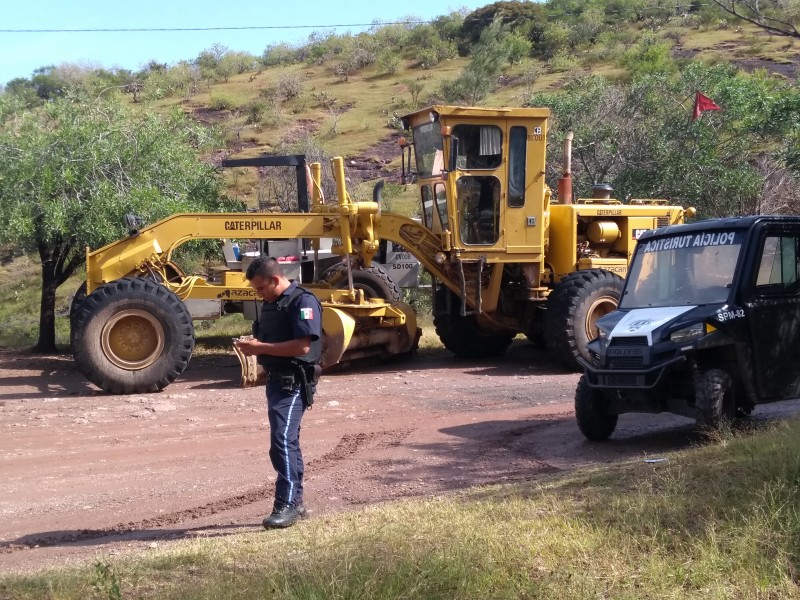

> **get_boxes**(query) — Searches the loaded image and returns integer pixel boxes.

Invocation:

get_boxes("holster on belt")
[292,361,322,409]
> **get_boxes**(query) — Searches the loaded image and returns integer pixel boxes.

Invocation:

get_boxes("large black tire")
[575,374,618,441]
[695,369,736,430]
[433,287,514,359]
[69,281,88,350]
[323,263,401,302]
[72,277,194,394]
[545,269,624,371]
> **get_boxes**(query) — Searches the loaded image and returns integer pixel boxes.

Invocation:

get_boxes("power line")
[0,21,427,34]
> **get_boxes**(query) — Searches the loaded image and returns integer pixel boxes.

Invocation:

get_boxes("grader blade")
[232,335,266,388]
[233,300,420,388]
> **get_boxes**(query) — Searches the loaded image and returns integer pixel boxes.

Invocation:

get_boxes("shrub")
[245,101,267,124]
[377,51,401,76]
[209,94,236,111]
[261,43,298,67]
[549,52,580,73]
[276,73,303,100]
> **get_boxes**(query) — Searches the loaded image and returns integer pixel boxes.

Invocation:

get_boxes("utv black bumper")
[577,355,686,390]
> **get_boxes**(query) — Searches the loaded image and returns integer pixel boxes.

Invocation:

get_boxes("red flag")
[692,91,722,120]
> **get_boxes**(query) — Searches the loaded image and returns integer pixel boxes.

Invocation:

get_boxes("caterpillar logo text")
[224,220,282,231]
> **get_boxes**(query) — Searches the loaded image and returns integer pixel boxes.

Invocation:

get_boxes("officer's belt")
[266,368,300,383]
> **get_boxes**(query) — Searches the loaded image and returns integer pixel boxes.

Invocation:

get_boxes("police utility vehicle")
[576,215,800,440]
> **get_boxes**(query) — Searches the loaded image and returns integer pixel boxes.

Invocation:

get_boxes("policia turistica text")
[234,257,322,529]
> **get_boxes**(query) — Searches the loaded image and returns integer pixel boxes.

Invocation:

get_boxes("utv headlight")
[669,323,706,343]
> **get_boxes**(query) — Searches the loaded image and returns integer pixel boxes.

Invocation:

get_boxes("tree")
[460,1,546,54]
[526,64,800,217]
[710,0,800,38]
[439,18,509,104]
[0,93,239,352]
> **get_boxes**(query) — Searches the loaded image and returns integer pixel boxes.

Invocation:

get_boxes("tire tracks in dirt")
[1,428,416,553]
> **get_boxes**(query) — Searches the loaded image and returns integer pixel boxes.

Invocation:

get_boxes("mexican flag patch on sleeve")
[300,307,314,320]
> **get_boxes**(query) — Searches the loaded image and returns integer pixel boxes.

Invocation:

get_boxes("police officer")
[235,256,322,529]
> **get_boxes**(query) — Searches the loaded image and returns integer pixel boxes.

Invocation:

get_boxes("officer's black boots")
[263,503,306,529]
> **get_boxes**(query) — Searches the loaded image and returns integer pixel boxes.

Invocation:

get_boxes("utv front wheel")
[695,369,735,430]
[575,375,618,441]
[72,277,194,394]
[545,269,624,370]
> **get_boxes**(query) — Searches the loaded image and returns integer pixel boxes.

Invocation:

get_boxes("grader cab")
[398,105,693,366]
[70,104,694,395]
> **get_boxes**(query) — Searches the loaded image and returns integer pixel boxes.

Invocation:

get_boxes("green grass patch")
[0,255,82,349]
[6,419,800,598]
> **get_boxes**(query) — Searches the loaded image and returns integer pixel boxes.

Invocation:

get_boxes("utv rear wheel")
[545,269,624,371]
[433,288,514,359]
[575,374,618,441]
[322,263,401,302]
[695,369,735,430]
[72,277,194,394]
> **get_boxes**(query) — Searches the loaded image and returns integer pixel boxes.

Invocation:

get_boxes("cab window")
[452,125,502,170]
[508,126,526,207]
[756,235,800,295]
[457,176,501,245]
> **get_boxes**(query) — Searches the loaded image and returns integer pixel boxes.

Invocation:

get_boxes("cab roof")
[641,215,800,242]
[400,105,550,129]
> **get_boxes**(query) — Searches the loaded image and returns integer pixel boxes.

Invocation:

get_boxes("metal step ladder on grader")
[70,105,695,394]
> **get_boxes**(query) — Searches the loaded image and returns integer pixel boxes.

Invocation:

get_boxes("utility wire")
[0,4,726,34]
[0,21,425,34]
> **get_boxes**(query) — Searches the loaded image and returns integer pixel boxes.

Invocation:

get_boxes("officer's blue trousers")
[266,381,306,507]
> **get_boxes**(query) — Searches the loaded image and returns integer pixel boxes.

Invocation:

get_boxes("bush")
[276,73,303,100]
[549,52,580,73]
[208,94,236,111]
[261,43,298,67]
[245,101,267,124]
[377,51,401,76]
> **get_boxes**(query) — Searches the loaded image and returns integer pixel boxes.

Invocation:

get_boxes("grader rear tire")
[322,263,401,302]
[433,288,514,359]
[72,277,194,394]
[545,269,624,371]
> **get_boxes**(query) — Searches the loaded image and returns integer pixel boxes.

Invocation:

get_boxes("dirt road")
[2,343,798,573]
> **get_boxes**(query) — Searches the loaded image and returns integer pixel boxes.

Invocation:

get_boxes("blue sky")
[0,1,492,84]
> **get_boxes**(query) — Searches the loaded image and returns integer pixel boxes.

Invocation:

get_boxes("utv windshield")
[621,230,744,308]
[412,122,444,178]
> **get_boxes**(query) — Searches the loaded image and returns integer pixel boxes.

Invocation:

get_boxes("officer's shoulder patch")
[300,307,314,320]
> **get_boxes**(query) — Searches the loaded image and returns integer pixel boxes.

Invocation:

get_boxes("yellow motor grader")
[71,105,694,394]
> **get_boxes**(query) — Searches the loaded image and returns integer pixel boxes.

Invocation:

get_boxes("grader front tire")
[545,269,624,371]
[433,288,514,359]
[72,277,194,394]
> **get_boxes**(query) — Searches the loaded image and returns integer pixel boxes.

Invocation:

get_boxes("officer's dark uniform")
[254,281,322,510]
